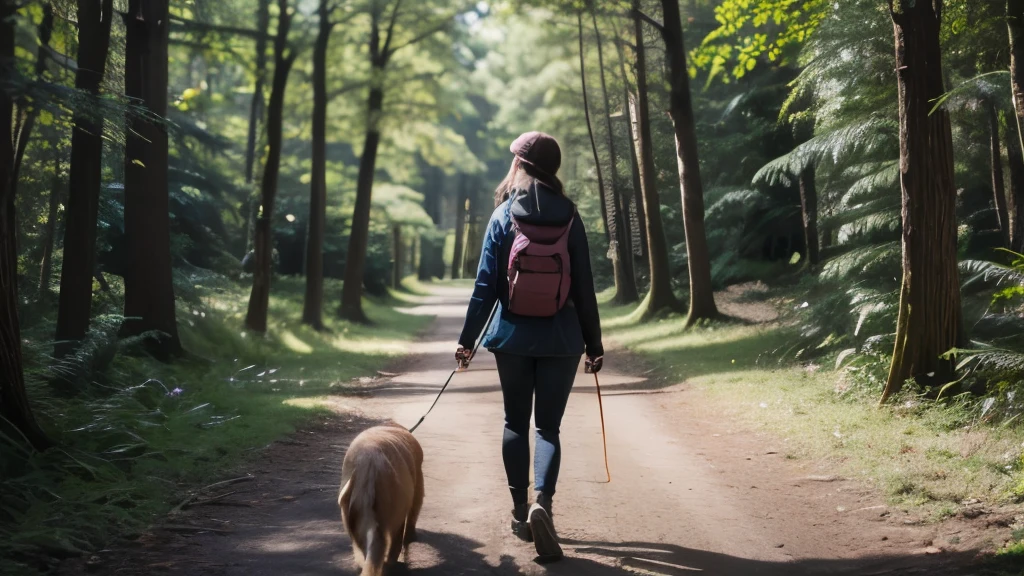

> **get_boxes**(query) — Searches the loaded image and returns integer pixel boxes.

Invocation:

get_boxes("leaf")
[132,159,145,168]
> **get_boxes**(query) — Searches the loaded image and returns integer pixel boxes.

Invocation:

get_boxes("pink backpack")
[507,210,575,317]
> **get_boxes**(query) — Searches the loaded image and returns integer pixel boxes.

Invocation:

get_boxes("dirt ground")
[59,286,1009,576]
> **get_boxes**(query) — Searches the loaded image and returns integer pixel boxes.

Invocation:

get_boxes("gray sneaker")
[511,503,532,542]
[528,503,563,561]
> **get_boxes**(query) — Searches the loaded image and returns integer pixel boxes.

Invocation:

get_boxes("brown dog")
[338,423,424,576]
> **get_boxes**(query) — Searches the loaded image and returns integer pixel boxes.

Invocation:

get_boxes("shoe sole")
[528,505,563,561]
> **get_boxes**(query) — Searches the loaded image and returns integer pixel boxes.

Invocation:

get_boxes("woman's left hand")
[455,346,472,369]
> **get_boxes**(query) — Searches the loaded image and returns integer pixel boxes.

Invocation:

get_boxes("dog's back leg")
[404,468,424,546]
[361,526,386,576]
[387,526,405,564]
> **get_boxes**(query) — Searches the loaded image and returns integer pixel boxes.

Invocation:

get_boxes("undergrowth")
[600,289,1024,529]
[1,277,431,575]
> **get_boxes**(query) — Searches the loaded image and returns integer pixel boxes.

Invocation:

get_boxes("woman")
[456,131,604,561]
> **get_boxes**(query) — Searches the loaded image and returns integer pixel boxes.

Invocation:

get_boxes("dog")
[338,423,424,576]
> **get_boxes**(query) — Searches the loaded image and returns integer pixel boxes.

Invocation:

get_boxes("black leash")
[408,302,498,434]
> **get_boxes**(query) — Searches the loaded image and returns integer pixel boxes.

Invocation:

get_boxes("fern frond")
[820,242,900,282]
[960,259,1024,288]
[840,161,899,207]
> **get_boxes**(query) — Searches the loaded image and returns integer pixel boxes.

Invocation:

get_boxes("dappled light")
[3,0,1024,574]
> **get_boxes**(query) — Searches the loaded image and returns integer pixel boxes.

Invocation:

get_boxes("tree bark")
[593,10,639,304]
[38,153,63,294]
[55,0,114,356]
[578,14,613,246]
[245,0,271,186]
[339,85,382,322]
[392,224,402,290]
[659,0,718,326]
[1010,0,1024,159]
[881,0,964,403]
[418,164,444,281]
[1007,118,1024,252]
[988,101,1010,246]
[612,23,649,261]
[798,166,820,266]
[121,0,182,359]
[302,0,333,331]
[451,175,469,280]
[11,3,54,194]
[1,0,50,451]
[632,3,681,319]
[245,0,295,333]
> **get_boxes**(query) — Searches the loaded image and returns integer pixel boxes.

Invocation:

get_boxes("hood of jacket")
[509,181,575,227]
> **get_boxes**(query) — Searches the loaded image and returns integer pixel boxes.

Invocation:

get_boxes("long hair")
[493,157,565,207]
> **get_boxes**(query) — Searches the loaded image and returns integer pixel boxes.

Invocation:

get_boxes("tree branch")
[633,9,664,33]
[169,16,270,41]
[380,0,405,61]
[385,16,452,58]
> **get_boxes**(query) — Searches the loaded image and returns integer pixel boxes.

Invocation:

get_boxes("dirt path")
[63,287,984,576]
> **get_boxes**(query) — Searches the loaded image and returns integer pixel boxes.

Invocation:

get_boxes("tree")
[55,0,115,356]
[881,0,964,403]
[987,101,1010,246]
[11,3,54,193]
[245,0,296,333]
[38,151,63,294]
[654,0,719,326]
[1010,0,1024,156]
[1,0,50,451]
[451,174,469,280]
[591,9,639,303]
[302,0,336,331]
[1008,118,1024,252]
[339,0,456,322]
[243,0,272,256]
[631,1,681,319]
[121,0,182,359]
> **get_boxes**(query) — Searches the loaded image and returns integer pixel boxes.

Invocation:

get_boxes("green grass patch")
[602,301,1024,521]
[2,278,432,575]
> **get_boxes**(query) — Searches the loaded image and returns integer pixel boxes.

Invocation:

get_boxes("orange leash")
[593,372,610,483]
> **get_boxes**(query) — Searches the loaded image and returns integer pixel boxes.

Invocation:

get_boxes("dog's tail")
[339,460,386,576]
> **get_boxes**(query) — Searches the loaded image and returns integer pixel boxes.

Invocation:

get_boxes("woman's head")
[494,131,564,206]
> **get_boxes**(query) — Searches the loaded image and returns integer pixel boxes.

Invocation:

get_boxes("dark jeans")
[494,353,580,497]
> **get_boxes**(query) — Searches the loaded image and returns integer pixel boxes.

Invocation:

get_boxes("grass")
[600,298,1024,523]
[2,277,432,575]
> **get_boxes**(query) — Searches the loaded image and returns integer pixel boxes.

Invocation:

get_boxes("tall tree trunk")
[302,0,333,331]
[451,174,469,280]
[659,0,718,326]
[612,21,649,260]
[881,0,964,403]
[11,3,54,194]
[463,185,484,279]
[1010,0,1024,158]
[419,165,444,281]
[632,3,681,319]
[1,0,50,451]
[245,0,271,185]
[38,152,63,294]
[593,10,639,304]
[988,101,1011,246]
[55,0,114,356]
[245,0,294,333]
[798,166,820,266]
[1007,119,1024,252]
[339,83,382,322]
[392,224,402,290]
[578,14,612,246]
[242,0,272,257]
[121,0,182,359]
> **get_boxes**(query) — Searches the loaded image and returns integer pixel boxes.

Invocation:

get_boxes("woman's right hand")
[585,355,603,374]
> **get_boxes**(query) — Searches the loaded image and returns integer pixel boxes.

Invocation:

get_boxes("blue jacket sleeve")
[569,216,604,358]
[458,210,504,349]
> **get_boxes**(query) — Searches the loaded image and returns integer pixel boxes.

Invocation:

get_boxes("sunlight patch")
[283,397,330,410]
[279,330,314,354]
[331,335,409,355]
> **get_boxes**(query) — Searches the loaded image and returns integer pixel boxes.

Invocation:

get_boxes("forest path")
[63,286,978,576]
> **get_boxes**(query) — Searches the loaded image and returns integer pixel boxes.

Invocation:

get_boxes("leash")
[593,372,610,482]
[408,302,498,434]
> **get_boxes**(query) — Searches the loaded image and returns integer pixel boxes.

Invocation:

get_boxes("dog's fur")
[338,423,424,576]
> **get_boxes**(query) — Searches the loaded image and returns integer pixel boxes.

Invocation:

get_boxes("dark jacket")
[458,182,604,358]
